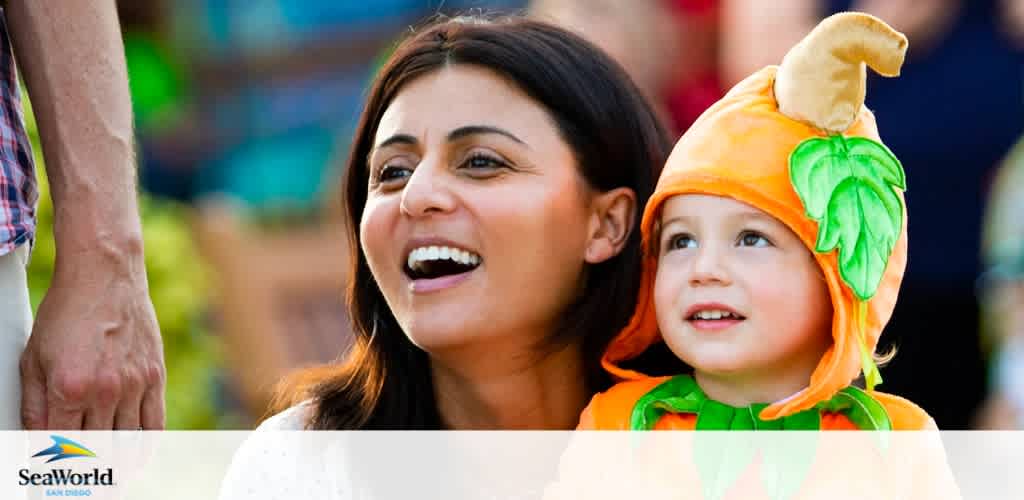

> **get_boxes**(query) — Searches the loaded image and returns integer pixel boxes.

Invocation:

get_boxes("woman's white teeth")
[407,245,481,271]
[693,310,738,320]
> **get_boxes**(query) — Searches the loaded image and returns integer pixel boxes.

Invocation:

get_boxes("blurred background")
[22,0,1024,429]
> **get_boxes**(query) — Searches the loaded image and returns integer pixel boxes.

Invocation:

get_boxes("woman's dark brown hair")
[273,14,672,429]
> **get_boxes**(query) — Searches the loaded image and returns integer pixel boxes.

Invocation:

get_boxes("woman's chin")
[402,318,487,351]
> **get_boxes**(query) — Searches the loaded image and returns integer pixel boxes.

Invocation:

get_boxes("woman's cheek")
[360,200,400,284]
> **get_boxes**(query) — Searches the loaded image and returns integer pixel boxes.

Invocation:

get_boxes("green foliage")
[22,98,226,429]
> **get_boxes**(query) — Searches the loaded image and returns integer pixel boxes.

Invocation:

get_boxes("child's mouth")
[688,310,744,320]
[686,308,746,330]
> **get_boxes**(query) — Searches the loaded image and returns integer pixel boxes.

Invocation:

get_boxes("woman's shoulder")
[219,401,346,499]
[255,400,316,430]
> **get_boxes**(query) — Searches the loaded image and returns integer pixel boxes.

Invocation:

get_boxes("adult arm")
[4,0,165,430]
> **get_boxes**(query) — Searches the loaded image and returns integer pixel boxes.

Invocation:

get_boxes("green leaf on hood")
[789,135,905,300]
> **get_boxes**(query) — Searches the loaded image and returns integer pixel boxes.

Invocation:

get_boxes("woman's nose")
[399,159,457,217]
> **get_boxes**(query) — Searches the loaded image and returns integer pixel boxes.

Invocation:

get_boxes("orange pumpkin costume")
[579,12,937,431]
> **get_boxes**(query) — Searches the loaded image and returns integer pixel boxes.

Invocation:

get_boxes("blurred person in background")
[529,0,681,127]
[0,1,164,430]
[975,139,1024,429]
[662,0,723,133]
[720,0,1024,429]
[529,0,724,135]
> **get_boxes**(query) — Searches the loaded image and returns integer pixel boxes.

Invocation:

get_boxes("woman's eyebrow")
[373,133,419,150]
[367,134,418,169]
[447,125,527,146]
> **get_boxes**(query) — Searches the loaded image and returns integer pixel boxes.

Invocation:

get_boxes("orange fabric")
[869,391,939,430]
[821,412,860,430]
[577,377,670,430]
[599,66,911,420]
[577,379,934,430]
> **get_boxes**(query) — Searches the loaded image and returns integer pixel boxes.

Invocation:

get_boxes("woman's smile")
[403,239,483,293]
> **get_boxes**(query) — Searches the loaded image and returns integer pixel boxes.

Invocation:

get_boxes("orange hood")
[602,13,910,419]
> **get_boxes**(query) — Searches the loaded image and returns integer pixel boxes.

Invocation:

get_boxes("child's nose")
[689,245,731,286]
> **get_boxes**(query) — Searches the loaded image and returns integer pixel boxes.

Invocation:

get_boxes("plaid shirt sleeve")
[0,9,38,257]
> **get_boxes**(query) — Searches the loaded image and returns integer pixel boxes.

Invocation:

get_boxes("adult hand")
[20,250,165,430]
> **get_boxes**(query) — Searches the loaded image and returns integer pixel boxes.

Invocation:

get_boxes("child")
[579,11,935,432]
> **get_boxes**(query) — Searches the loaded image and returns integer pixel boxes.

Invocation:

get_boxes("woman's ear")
[585,187,637,264]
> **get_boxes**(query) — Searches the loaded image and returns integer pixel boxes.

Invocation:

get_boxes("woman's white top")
[217,402,361,499]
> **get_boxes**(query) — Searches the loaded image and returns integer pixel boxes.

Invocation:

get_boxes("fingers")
[46,403,85,430]
[30,350,164,431]
[41,364,159,430]
[113,403,140,430]
[140,383,165,430]
[19,353,48,430]
[83,407,115,430]
[135,321,166,431]
[113,368,145,430]
[46,370,89,430]
[83,371,120,430]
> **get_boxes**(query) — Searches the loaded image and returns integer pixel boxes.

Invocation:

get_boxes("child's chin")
[691,357,755,377]
[663,340,748,374]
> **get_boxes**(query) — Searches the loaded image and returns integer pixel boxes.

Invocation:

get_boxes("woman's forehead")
[373,65,558,148]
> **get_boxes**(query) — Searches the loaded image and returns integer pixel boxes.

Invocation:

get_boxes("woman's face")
[361,65,605,357]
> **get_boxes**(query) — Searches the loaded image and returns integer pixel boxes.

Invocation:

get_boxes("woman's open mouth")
[404,245,482,292]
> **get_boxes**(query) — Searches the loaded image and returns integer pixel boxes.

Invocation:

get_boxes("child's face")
[654,194,833,381]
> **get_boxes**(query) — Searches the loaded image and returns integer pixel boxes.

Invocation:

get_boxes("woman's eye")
[377,164,412,183]
[667,234,697,251]
[462,153,507,170]
[738,231,772,248]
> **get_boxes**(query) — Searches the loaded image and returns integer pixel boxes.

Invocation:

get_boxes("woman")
[261,14,672,431]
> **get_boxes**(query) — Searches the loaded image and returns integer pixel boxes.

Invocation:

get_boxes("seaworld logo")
[18,436,114,488]
[32,436,97,463]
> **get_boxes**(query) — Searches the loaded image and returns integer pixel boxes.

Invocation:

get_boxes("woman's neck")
[431,341,589,430]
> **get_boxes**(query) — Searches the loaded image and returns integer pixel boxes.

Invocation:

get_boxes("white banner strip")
[1,431,1021,500]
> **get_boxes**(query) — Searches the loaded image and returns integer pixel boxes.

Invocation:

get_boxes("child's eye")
[666,233,698,251]
[737,231,772,248]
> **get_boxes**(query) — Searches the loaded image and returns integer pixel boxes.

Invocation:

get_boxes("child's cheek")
[653,259,689,320]
[742,260,795,322]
